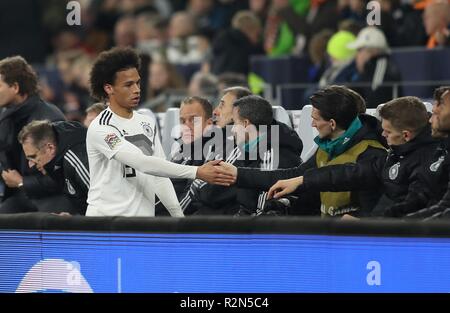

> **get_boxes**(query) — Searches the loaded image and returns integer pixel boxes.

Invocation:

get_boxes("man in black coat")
[407,86,450,219]
[18,120,89,215]
[211,11,264,75]
[347,27,403,108]
[0,56,68,213]
[267,97,440,218]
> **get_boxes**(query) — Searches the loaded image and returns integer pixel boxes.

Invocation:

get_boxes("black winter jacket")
[0,96,65,199]
[43,121,89,215]
[406,136,450,219]
[302,125,440,217]
[236,114,388,216]
[183,121,302,215]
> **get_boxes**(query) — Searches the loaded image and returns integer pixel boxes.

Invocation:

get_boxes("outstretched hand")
[267,176,303,200]
[196,160,236,186]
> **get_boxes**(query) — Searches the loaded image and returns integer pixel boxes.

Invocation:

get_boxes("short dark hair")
[223,86,252,100]
[379,96,429,134]
[233,95,273,127]
[310,85,360,130]
[181,96,213,119]
[18,120,56,147]
[434,86,450,103]
[90,47,141,101]
[0,56,38,96]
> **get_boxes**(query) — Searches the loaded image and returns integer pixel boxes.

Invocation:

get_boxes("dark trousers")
[0,189,78,214]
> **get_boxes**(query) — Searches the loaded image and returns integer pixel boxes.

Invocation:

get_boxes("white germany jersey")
[86,108,165,217]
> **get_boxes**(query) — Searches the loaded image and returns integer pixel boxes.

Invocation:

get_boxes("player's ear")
[104,84,114,96]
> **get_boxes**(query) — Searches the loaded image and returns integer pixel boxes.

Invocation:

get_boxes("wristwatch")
[17,182,24,188]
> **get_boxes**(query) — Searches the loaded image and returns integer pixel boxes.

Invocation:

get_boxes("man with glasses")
[18,120,89,215]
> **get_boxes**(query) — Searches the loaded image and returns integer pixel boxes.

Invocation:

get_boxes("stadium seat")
[272,106,293,128]
[294,105,318,162]
[161,108,181,158]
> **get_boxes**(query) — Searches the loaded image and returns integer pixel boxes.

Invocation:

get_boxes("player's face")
[179,101,211,144]
[311,107,334,139]
[231,107,253,145]
[432,91,450,133]
[213,92,236,128]
[109,68,141,110]
[22,140,56,175]
[381,119,406,146]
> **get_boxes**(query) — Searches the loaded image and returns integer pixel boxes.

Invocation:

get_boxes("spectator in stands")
[423,0,450,49]
[219,86,387,217]
[0,56,71,214]
[18,120,89,215]
[188,72,219,99]
[211,10,264,75]
[267,97,439,218]
[166,12,210,64]
[135,13,169,60]
[141,59,186,112]
[407,86,450,219]
[217,72,249,93]
[347,26,403,108]
[318,30,357,88]
[263,0,310,56]
[84,102,108,128]
[114,15,137,48]
[307,29,334,83]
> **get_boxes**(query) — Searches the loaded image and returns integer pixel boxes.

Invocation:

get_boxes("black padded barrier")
[0,213,450,238]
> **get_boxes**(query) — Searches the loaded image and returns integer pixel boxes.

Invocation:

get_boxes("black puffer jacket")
[42,121,89,215]
[302,125,440,217]
[0,96,65,199]
[406,136,450,219]
[236,114,387,216]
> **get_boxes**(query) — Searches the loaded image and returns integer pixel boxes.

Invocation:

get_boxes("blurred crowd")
[0,0,448,123]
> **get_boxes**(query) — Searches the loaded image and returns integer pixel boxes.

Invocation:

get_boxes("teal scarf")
[243,133,267,153]
[314,117,362,159]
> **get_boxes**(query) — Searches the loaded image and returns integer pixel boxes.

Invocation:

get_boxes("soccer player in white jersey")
[86,47,233,217]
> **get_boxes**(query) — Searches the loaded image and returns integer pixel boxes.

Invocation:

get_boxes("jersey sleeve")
[87,124,127,160]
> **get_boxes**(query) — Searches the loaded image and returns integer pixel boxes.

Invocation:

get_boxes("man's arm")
[89,126,234,184]
[233,156,316,190]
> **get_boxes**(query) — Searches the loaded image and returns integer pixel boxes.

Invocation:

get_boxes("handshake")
[195,160,238,186]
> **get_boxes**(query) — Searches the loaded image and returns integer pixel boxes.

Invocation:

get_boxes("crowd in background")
[0,0,448,123]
